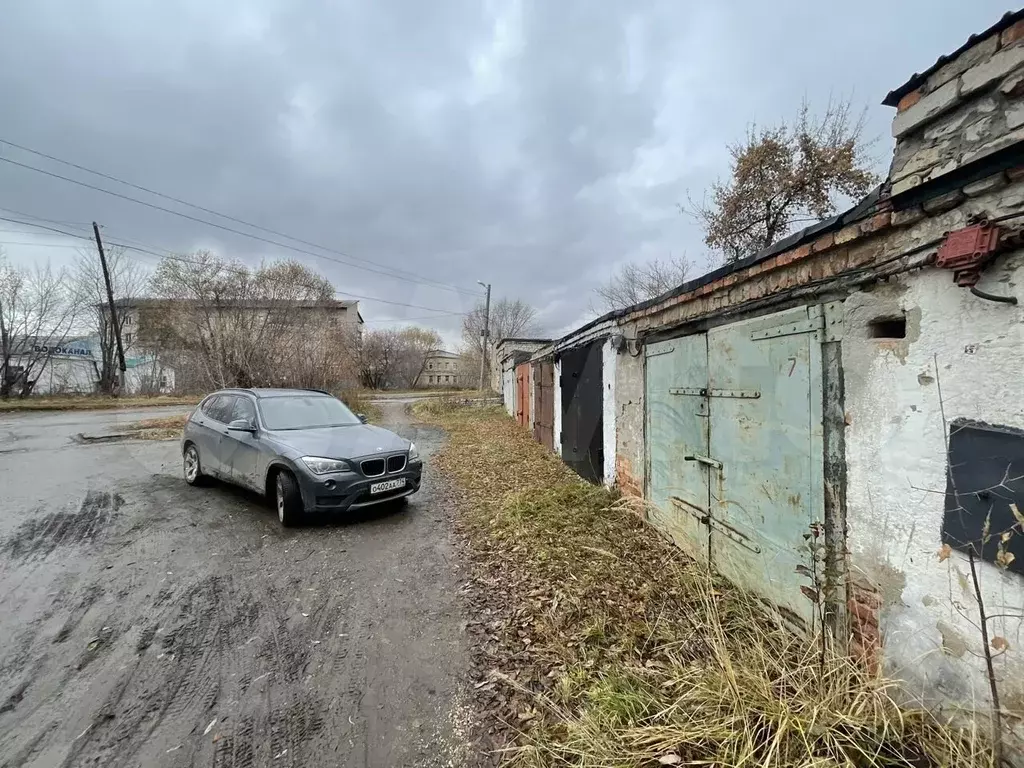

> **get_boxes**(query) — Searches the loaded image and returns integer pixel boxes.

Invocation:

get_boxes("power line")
[0,215,477,316]
[0,139,481,297]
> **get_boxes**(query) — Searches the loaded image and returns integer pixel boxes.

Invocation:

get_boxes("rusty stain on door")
[515,362,531,428]
[644,305,825,628]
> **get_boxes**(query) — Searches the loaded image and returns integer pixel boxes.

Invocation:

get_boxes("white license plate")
[369,477,406,494]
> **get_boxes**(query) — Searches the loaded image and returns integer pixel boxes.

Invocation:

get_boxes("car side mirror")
[228,419,257,433]
[357,413,368,424]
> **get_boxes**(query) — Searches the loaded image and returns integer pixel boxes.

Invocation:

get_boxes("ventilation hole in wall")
[869,315,906,339]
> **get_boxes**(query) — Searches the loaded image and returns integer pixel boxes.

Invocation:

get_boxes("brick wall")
[615,454,642,499]
[848,579,882,672]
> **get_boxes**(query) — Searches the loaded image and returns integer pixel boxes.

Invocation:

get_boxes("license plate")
[369,477,406,494]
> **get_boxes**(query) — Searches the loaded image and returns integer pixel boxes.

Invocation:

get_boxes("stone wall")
[890,18,1024,195]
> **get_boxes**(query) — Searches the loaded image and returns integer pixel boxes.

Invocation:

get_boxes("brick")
[811,232,835,253]
[962,45,1024,96]
[835,224,860,245]
[897,88,922,112]
[926,158,960,181]
[963,172,1008,197]
[860,212,892,235]
[892,79,960,138]
[1002,19,1024,47]
[926,34,998,93]
[921,188,966,215]
[1000,70,1024,98]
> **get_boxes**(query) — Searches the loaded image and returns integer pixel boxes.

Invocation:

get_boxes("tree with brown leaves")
[688,100,879,263]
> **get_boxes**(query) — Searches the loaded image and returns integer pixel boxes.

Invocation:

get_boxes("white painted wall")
[502,367,515,417]
[602,340,617,487]
[553,359,562,458]
[844,251,1024,719]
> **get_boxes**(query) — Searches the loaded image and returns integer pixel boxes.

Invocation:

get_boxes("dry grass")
[0,394,200,413]
[415,403,991,768]
[124,414,190,440]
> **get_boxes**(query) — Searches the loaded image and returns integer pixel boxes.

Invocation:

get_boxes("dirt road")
[0,402,468,767]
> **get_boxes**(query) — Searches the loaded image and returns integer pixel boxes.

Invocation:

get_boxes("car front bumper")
[295,461,423,513]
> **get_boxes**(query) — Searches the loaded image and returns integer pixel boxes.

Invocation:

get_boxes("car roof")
[211,388,333,399]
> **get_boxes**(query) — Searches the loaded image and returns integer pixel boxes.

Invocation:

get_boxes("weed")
[419,406,992,767]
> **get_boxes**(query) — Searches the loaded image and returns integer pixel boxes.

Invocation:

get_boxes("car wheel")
[275,471,303,527]
[183,444,208,486]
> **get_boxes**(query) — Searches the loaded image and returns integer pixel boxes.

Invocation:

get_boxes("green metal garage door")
[645,305,825,629]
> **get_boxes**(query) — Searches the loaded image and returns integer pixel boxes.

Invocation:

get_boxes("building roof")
[883,9,1024,106]
[425,349,460,358]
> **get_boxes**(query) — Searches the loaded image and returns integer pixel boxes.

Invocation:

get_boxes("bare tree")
[460,297,538,388]
[74,244,148,394]
[358,328,403,390]
[394,327,443,389]
[686,99,878,263]
[592,255,691,312]
[147,252,353,392]
[0,252,81,397]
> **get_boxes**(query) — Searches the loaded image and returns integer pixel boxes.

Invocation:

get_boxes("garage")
[645,305,825,628]
[559,342,604,484]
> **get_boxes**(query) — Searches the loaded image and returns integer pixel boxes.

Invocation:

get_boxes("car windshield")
[258,395,361,430]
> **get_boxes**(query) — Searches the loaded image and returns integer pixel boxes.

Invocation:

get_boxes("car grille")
[360,458,386,477]
[387,455,406,473]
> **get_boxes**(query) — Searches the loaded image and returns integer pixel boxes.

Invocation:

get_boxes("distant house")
[417,350,464,388]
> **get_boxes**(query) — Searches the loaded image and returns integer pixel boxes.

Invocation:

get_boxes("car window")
[200,395,225,420]
[258,395,361,430]
[203,394,235,423]
[231,397,257,424]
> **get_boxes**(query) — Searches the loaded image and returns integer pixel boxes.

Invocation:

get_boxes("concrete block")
[894,145,941,176]
[927,158,960,180]
[892,175,923,196]
[965,116,994,142]
[1000,69,1024,99]
[962,173,1007,197]
[922,189,966,215]
[926,34,998,93]
[961,45,1024,96]
[1009,102,1024,130]
[892,79,961,138]
[962,126,1024,165]
[923,110,970,141]
[892,206,925,227]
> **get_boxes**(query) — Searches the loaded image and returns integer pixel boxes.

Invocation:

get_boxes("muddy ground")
[0,402,469,767]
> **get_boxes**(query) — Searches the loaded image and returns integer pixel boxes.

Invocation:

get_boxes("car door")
[223,396,263,491]
[190,394,230,476]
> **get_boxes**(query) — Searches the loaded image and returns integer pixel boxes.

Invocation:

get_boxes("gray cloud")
[0,0,1012,343]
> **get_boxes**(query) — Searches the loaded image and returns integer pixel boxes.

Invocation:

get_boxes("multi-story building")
[417,350,464,388]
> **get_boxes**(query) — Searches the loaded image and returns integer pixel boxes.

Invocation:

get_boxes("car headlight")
[408,442,419,461]
[301,456,353,475]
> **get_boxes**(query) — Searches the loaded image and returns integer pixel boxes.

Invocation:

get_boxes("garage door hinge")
[670,387,760,399]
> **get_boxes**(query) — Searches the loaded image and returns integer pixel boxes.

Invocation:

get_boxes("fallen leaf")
[1013,503,1024,527]
[938,544,952,562]
[997,549,1016,569]
[992,636,1010,652]
[658,755,682,765]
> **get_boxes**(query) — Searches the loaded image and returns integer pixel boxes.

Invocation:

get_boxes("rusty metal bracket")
[669,495,709,524]
[708,517,763,554]
[750,319,822,340]
[670,387,760,399]
[684,454,723,470]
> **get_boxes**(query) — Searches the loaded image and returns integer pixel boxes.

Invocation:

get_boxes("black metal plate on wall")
[942,419,1024,576]
[559,342,604,484]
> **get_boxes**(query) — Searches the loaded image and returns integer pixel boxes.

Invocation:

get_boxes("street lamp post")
[477,281,491,391]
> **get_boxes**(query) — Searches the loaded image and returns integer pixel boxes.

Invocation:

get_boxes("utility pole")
[477,281,491,391]
[93,222,127,395]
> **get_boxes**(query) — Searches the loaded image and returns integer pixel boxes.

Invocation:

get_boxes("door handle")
[684,454,723,470]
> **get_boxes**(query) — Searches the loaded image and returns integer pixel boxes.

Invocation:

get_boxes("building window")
[428,363,433,370]
[445,375,450,383]
[428,375,433,384]
[125,333,133,345]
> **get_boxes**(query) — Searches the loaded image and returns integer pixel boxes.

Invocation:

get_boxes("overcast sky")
[0,1,1011,345]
